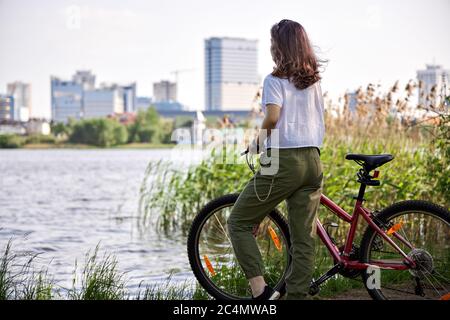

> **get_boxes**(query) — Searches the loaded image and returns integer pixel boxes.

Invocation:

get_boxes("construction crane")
[170,68,195,85]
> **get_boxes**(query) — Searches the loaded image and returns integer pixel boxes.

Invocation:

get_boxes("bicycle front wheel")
[360,200,450,300]
[187,193,291,300]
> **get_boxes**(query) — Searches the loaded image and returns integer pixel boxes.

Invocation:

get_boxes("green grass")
[0,240,17,299]
[135,275,195,300]
[0,241,129,300]
[0,241,208,300]
[68,245,126,300]
[21,269,54,300]
[0,239,54,300]
[22,142,97,149]
[317,277,364,298]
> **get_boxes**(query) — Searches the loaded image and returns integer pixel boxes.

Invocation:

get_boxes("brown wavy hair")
[270,19,322,90]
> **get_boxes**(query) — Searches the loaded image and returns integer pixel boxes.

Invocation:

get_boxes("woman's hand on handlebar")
[248,139,262,155]
[241,139,264,156]
[240,148,249,156]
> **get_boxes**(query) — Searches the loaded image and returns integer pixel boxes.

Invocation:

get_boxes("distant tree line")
[0,107,175,148]
[55,107,174,147]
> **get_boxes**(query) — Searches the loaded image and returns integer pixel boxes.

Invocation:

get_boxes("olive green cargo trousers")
[227,147,323,299]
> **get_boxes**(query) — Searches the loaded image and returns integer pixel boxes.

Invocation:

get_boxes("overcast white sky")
[0,0,449,118]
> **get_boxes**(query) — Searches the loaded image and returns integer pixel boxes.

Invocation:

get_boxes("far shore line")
[0,142,176,150]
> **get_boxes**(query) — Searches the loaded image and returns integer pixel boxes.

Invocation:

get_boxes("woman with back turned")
[227,19,325,300]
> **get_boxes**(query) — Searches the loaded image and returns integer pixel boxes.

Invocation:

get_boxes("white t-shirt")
[261,74,325,149]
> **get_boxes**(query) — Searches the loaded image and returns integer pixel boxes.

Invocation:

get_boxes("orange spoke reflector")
[440,293,450,300]
[387,220,403,236]
[203,255,216,276]
[268,226,282,252]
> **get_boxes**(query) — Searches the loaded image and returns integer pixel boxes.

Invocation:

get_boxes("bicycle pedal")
[269,291,281,300]
[309,284,320,296]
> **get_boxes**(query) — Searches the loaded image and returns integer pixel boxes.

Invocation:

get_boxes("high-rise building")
[7,82,31,122]
[153,80,177,102]
[51,71,96,122]
[83,86,124,119]
[51,76,84,122]
[0,95,14,122]
[417,64,449,107]
[205,37,259,111]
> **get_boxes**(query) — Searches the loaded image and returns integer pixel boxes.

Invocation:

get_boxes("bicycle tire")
[187,193,291,300]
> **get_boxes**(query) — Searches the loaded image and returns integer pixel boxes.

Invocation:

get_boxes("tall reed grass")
[0,239,217,300]
[68,245,126,300]
[0,239,54,300]
[0,239,215,300]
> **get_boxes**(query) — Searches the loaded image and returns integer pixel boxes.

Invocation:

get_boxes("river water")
[0,148,200,294]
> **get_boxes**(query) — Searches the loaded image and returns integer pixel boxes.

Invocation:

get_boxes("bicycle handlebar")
[240,149,249,156]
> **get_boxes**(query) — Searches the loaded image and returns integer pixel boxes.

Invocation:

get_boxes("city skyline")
[1,0,449,119]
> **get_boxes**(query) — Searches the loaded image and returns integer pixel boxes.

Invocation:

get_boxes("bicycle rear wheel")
[187,193,291,300]
[360,200,450,300]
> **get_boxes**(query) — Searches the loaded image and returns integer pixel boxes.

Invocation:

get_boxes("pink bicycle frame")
[317,194,416,271]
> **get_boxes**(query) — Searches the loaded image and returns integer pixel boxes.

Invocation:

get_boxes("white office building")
[51,77,84,122]
[84,87,124,119]
[97,82,136,113]
[7,82,31,122]
[417,64,449,107]
[205,37,259,111]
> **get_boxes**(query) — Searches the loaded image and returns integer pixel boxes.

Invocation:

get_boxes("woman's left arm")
[251,104,280,153]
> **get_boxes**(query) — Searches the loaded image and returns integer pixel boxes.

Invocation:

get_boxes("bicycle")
[187,150,450,300]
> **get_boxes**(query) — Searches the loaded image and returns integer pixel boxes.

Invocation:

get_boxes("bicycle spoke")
[420,271,445,297]
[213,212,232,244]
[431,269,450,284]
